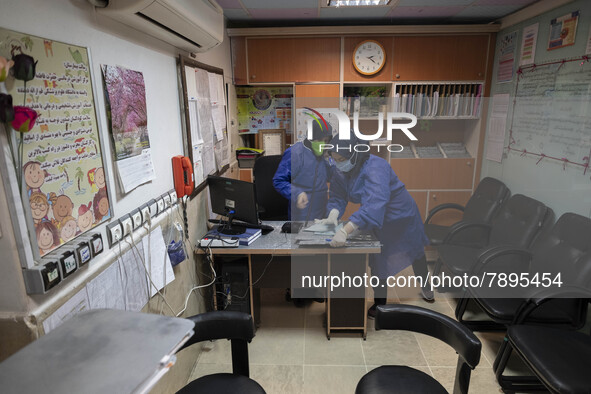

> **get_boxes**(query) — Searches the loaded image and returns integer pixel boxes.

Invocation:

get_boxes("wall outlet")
[169,189,178,205]
[107,221,123,247]
[140,204,151,224]
[120,214,133,237]
[130,209,142,230]
[161,193,172,209]
[148,199,158,218]
[156,197,165,214]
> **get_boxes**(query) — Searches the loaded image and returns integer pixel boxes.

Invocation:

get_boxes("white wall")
[481,0,591,218]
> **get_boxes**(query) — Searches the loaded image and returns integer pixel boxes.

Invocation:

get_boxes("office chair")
[355,305,481,394]
[424,177,509,246]
[176,311,266,394]
[455,213,591,331]
[253,155,288,221]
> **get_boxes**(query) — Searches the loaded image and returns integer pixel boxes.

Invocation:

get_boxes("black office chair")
[433,194,553,282]
[424,177,509,246]
[253,155,288,221]
[456,213,591,331]
[176,311,266,394]
[355,305,481,394]
[493,285,591,393]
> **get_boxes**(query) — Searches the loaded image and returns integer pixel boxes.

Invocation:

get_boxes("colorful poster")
[548,11,579,50]
[497,31,517,83]
[520,23,539,66]
[236,86,293,134]
[0,28,111,257]
[102,65,155,193]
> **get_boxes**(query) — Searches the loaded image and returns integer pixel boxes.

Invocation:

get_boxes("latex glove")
[296,192,309,209]
[315,208,339,226]
[330,227,348,247]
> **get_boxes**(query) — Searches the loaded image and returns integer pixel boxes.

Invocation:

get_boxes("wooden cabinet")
[295,84,340,108]
[426,190,471,226]
[391,158,475,190]
[409,191,427,221]
[239,168,253,182]
[247,38,340,83]
[231,37,248,85]
[392,35,489,81]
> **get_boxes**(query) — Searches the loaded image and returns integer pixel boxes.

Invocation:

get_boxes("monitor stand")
[217,212,246,235]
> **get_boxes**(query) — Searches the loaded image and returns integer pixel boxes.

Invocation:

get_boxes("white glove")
[330,227,348,247]
[315,208,339,226]
[296,192,309,210]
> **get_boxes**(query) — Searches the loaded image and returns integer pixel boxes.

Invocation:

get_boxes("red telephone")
[172,155,194,198]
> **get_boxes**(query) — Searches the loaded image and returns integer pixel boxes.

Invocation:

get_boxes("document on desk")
[143,226,175,297]
[43,288,90,334]
[86,261,125,311]
[118,245,149,312]
[303,222,336,234]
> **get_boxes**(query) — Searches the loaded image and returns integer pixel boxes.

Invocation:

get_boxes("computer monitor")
[207,175,259,235]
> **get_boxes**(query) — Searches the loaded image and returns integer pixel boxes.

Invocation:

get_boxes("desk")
[196,222,380,339]
[0,309,194,394]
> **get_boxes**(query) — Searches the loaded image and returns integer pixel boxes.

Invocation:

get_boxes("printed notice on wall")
[497,31,517,83]
[102,65,155,193]
[486,94,510,163]
[548,11,579,51]
[520,23,539,66]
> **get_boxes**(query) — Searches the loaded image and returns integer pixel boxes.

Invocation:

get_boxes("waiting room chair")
[493,285,591,393]
[176,311,265,394]
[433,194,553,285]
[424,177,509,246]
[355,305,481,394]
[455,213,591,331]
[253,155,288,221]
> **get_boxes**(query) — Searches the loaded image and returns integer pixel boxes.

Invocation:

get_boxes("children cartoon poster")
[0,28,111,257]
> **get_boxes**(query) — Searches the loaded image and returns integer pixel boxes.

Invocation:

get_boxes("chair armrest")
[442,222,492,245]
[512,285,591,325]
[469,247,533,276]
[425,203,465,225]
[179,311,254,351]
[376,304,481,369]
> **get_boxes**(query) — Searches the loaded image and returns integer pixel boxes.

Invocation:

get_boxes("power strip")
[200,237,239,248]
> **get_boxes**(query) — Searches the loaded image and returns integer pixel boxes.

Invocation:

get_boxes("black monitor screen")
[207,175,259,226]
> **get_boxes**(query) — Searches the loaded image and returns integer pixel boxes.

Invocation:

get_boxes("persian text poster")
[0,28,111,257]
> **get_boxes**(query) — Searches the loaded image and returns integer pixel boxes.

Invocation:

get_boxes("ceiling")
[217,0,542,27]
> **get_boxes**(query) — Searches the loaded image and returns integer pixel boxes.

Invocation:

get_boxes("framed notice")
[257,129,286,156]
[548,11,579,50]
[0,28,112,259]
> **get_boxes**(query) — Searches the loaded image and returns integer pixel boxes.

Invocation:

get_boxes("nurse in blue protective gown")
[273,121,332,222]
[319,135,431,316]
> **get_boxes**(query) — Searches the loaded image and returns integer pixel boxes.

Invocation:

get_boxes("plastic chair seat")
[356,366,448,394]
[508,325,591,393]
[178,373,266,394]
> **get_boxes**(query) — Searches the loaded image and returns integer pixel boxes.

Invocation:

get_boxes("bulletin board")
[0,28,112,258]
[508,58,591,175]
[178,55,229,197]
[236,86,293,134]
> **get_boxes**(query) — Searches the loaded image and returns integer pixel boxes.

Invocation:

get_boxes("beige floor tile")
[249,327,305,365]
[251,364,304,394]
[195,339,232,365]
[305,301,327,329]
[362,329,428,366]
[189,362,232,381]
[302,365,367,394]
[431,366,502,394]
[304,328,365,366]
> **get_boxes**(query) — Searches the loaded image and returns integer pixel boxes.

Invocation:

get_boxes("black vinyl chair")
[176,311,265,394]
[433,194,553,283]
[456,213,591,332]
[355,305,481,394]
[493,285,591,393]
[253,155,288,221]
[425,177,509,246]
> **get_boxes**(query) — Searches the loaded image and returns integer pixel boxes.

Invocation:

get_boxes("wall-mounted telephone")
[172,155,194,198]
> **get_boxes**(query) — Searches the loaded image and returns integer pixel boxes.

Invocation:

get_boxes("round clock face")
[353,40,386,75]
[252,89,272,110]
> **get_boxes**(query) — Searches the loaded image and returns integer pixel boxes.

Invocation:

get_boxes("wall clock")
[353,40,386,75]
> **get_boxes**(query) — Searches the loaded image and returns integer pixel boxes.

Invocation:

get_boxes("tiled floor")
[188,285,530,394]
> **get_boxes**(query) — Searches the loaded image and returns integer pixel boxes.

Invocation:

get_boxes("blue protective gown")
[327,155,429,277]
[273,142,329,221]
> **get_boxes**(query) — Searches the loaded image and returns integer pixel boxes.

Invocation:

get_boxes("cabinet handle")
[478,72,483,77]
[395,74,400,79]
[466,162,472,167]
[251,75,256,79]
[432,194,437,200]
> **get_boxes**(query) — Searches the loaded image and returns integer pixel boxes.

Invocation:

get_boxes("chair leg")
[231,339,250,377]
[494,340,546,393]
[453,359,472,394]
[455,296,506,332]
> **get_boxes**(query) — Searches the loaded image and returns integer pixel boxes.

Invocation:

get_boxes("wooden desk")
[196,222,380,339]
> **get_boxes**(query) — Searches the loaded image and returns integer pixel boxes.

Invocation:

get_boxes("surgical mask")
[335,158,355,173]
[310,140,324,157]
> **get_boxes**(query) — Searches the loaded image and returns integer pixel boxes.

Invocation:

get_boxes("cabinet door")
[247,38,340,83]
[393,35,489,81]
[295,84,340,109]
[408,191,427,221]
[426,190,471,226]
[239,169,252,182]
[391,158,475,190]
